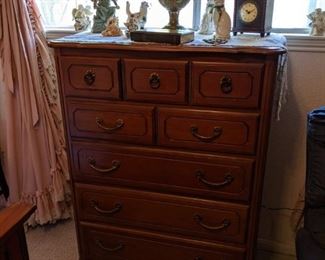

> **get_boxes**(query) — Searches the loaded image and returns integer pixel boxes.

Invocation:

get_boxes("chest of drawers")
[50,39,285,260]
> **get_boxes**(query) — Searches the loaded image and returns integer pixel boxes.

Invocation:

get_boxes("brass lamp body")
[158,0,191,30]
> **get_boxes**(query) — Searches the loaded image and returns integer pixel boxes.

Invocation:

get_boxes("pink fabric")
[0,0,71,225]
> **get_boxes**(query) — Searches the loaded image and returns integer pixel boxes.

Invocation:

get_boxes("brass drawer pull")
[196,170,234,188]
[191,126,222,142]
[96,117,124,132]
[194,214,230,231]
[90,200,122,215]
[95,239,124,252]
[84,70,96,86]
[88,158,120,173]
[149,72,160,89]
[220,75,232,94]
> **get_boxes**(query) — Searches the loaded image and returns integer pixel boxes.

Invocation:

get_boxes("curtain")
[0,0,71,225]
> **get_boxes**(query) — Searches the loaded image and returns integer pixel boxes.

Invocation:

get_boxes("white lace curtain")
[0,0,71,225]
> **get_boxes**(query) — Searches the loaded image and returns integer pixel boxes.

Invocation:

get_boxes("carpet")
[26,219,78,260]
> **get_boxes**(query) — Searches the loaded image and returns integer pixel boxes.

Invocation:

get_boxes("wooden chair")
[0,203,36,260]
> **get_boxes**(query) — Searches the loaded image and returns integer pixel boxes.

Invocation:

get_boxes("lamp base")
[163,25,186,30]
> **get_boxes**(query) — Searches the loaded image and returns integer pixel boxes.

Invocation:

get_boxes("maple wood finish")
[50,40,285,260]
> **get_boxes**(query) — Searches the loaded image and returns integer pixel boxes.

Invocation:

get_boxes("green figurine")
[91,0,120,33]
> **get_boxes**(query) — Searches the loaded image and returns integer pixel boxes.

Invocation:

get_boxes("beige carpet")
[26,219,78,260]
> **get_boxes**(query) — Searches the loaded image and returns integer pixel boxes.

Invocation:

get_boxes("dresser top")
[49,32,287,55]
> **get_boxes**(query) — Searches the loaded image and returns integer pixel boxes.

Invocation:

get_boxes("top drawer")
[191,61,264,108]
[123,59,188,104]
[60,56,120,99]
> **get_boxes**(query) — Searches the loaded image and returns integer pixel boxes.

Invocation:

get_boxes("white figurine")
[72,4,92,32]
[101,16,123,36]
[125,1,149,30]
[213,0,231,43]
[199,0,215,35]
[124,1,149,38]
[307,8,325,36]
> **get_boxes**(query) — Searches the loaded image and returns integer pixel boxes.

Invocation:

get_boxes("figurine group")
[199,0,231,44]
[307,8,325,36]
[72,0,232,42]
[72,0,149,38]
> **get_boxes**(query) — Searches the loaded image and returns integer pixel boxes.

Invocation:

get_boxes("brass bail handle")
[96,117,124,132]
[194,214,231,231]
[191,126,223,142]
[95,240,124,252]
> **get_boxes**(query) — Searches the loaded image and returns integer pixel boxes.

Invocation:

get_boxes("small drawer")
[71,142,254,201]
[60,56,120,99]
[76,184,248,244]
[157,107,259,154]
[80,224,246,260]
[123,58,188,104]
[191,61,264,108]
[67,100,154,145]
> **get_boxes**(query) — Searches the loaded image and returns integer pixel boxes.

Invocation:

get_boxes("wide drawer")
[71,142,254,201]
[60,56,120,99]
[191,61,264,108]
[79,224,246,260]
[123,58,188,104]
[157,107,259,154]
[66,100,154,145]
[75,184,249,244]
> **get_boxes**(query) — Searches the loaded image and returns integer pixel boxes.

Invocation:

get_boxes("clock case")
[232,0,275,37]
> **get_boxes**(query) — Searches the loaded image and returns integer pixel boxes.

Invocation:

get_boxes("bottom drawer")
[79,223,246,260]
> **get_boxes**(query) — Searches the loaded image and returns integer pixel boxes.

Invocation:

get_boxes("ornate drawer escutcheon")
[148,72,160,89]
[84,70,96,86]
[220,75,233,94]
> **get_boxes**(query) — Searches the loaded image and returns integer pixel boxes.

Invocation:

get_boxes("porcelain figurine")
[72,4,92,32]
[124,16,139,38]
[307,8,325,36]
[213,0,231,44]
[213,0,231,43]
[91,0,120,33]
[124,1,149,38]
[101,16,123,36]
[199,0,215,35]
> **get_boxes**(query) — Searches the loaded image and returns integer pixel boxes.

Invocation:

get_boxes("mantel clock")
[232,0,275,37]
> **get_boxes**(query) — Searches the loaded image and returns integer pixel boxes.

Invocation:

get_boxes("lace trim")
[21,168,72,226]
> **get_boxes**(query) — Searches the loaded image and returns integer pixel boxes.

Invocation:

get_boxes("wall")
[257,37,325,259]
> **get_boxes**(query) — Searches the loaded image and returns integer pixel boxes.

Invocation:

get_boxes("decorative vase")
[158,0,191,30]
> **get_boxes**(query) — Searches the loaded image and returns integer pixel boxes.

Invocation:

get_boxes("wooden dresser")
[50,36,285,260]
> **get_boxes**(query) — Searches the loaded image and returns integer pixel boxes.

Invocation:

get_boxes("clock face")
[240,1,258,23]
